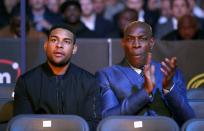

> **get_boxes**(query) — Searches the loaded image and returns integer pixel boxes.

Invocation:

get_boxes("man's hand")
[144,53,155,94]
[161,57,177,89]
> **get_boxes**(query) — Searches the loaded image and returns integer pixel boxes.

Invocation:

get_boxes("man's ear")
[72,44,78,54]
[149,37,155,51]
[121,38,125,48]
[44,41,48,52]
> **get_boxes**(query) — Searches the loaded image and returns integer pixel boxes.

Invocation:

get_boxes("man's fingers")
[150,65,155,85]
[160,67,168,77]
[171,57,177,67]
[146,52,152,65]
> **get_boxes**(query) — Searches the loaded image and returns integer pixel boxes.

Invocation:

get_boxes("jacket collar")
[116,58,144,89]
[42,62,74,79]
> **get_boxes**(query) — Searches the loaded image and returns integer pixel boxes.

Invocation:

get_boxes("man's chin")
[48,60,69,67]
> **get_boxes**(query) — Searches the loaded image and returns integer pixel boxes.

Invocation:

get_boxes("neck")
[48,62,69,75]
[82,13,95,19]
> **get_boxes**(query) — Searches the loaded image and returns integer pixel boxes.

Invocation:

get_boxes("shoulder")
[20,63,44,81]
[96,65,125,80]
[70,63,95,79]
[96,65,120,74]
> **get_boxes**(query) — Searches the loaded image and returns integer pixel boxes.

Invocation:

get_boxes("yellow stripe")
[187,73,204,89]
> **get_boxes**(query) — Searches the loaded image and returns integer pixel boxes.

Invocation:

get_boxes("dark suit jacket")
[96,59,195,125]
[14,63,101,130]
[93,15,114,38]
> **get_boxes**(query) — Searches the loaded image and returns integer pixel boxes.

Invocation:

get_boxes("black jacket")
[14,63,101,130]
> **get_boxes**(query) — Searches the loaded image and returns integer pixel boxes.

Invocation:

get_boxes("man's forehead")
[50,28,73,37]
[125,25,152,37]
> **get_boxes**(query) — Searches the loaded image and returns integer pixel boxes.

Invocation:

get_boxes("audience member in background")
[146,0,160,12]
[0,4,46,39]
[103,0,125,21]
[3,0,19,14]
[96,21,195,126]
[14,24,101,131]
[187,0,204,19]
[44,0,61,14]
[28,0,62,34]
[93,0,105,17]
[0,0,10,29]
[155,0,204,39]
[156,0,172,29]
[111,8,138,38]
[79,0,114,38]
[124,0,159,33]
[60,0,94,38]
[162,15,204,40]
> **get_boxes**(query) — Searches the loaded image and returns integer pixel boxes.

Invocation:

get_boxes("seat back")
[0,99,14,131]
[181,119,204,131]
[187,88,204,99]
[97,116,179,131]
[0,84,15,130]
[189,99,204,118]
[0,100,13,123]
[7,114,89,131]
[0,84,15,99]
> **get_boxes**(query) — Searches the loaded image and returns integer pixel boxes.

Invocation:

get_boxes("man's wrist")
[163,83,174,94]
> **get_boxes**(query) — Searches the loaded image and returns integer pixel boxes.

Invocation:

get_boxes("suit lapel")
[116,59,144,90]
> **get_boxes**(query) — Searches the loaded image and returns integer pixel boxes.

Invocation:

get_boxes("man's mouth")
[54,52,64,57]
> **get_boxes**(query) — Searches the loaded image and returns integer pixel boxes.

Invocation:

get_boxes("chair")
[181,119,204,131]
[0,84,15,131]
[187,88,204,99]
[97,116,179,131]
[6,114,89,131]
[0,99,14,131]
[188,99,204,118]
[0,84,15,99]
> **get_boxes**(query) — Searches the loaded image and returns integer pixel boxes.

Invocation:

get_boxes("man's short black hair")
[60,0,82,14]
[47,24,76,44]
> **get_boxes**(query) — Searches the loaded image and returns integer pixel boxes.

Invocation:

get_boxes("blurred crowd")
[0,0,204,40]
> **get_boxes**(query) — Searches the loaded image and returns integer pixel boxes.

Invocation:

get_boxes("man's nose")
[56,41,63,47]
[132,37,140,47]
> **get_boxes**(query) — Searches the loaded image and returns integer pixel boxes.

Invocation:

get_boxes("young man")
[96,21,195,126]
[14,24,101,130]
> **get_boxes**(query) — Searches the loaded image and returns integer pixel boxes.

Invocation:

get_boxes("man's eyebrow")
[63,38,72,40]
[49,36,72,41]
[49,35,58,38]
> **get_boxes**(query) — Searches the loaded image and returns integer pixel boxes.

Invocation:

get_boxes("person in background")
[155,0,172,32]
[14,24,101,131]
[162,15,204,40]
[0,3,46,38]
[111,8,138,38]
[96,21,195,126]
[79,0,114,38]
[3,0,19,14]
[93,0,105,17]
[124,0,159,33]
[60,0,94,38]
[28,0,62,34]
[155,0,204,39]
[187,0,204,19]
[103,0,125,21]
[44,0,61,14]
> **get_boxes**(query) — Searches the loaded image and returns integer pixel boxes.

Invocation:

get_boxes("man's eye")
[126,37,134,42]
[140,37,148,41]
[50,39,57,42]
[64,40,72,45]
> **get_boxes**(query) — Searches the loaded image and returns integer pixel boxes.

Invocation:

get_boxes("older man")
[96,21,195,125]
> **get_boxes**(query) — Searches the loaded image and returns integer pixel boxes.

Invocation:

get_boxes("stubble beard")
[47,57,70,67]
